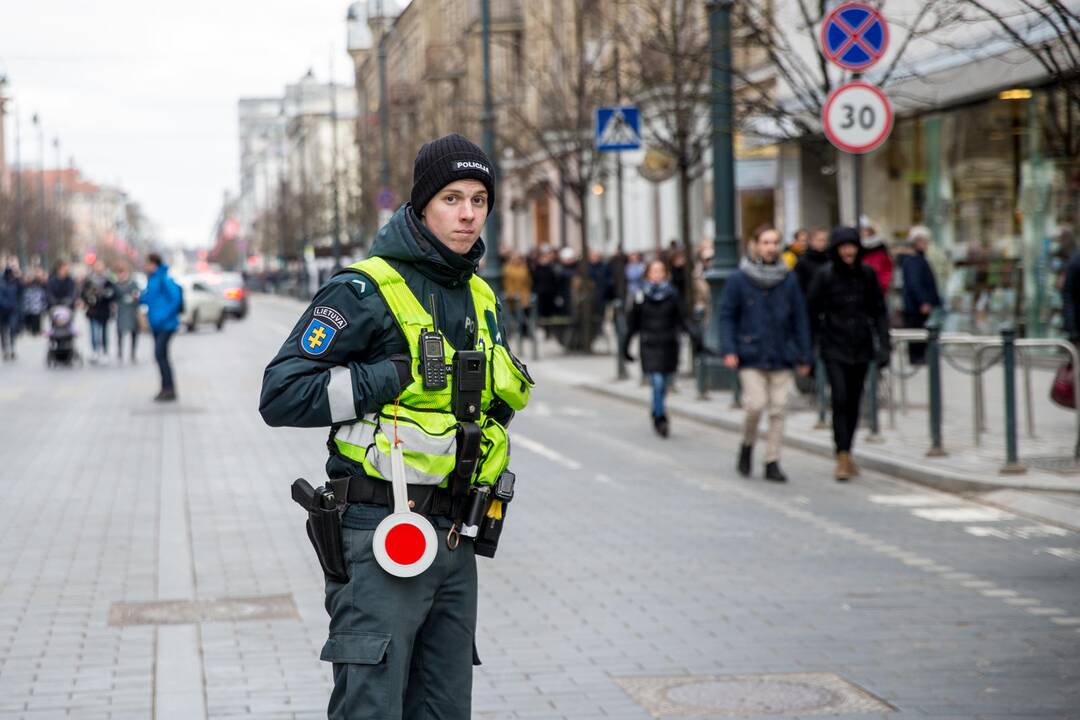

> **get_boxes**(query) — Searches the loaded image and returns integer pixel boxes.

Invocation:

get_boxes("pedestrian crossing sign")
[595,106,641,151]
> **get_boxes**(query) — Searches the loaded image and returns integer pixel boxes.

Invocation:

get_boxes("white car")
[177,276,227,332]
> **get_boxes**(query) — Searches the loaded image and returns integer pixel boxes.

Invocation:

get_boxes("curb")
[578,381,1074,496]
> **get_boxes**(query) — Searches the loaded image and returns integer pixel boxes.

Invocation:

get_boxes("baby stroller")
[46,306,82,367]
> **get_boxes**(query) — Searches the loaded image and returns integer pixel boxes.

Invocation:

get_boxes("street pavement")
[0,293,1078,719]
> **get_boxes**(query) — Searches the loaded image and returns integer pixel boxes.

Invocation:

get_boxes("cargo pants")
[321,502,478,720]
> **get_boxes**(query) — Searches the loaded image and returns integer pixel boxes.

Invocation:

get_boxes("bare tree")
[498,1,617,350]
[625,0,712,302]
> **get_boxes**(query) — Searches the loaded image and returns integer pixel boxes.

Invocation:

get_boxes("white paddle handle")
[390,442,410,514]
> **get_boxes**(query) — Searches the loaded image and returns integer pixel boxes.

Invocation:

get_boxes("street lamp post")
[704,0,737,389]
[32,113,48,267]
[12,101,27,270]
[479,0,502,291]
[328,75,343,269]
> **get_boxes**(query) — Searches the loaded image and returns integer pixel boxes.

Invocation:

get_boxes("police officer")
[260,134,533,719]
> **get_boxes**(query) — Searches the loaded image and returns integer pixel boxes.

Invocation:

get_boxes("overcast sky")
[0,0,354,249]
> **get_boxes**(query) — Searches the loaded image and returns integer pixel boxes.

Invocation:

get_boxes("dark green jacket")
[259,204,512,479]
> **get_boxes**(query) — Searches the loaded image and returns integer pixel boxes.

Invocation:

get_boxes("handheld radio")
[419,294,448,390]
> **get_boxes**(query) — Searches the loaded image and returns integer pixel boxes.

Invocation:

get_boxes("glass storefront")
[891,85,1079,337]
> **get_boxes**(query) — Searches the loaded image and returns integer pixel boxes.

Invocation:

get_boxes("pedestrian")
[114,263,141,362]
[140,253,182,401]
[718,225,812,482]
[46,260,77,309]
[623,259,703,437]
[82,260,116,364]
[782,227,809,269]
[807,227,891,482]
[900,225,942,365]
[502,250,532,339]
[794,228,830,296]
[860,217,894,296]
[0,267,21,361]
[625,251,646,300]
[260,133,532,720]
[21,268,48,336]
[668,248,688,300]
[531,245,559,324]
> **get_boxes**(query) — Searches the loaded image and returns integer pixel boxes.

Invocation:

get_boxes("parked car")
[177,276,227,332]
[200,271,248,319]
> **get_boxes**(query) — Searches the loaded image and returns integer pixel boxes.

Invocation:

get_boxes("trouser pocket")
[321,631,392,720]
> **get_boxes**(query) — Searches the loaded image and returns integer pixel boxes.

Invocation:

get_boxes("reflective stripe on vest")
[332,257,511,487]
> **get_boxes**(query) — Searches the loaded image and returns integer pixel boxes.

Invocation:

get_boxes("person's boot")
[737,444,753,477]
[656,414,670,438]
[835,451,852,482]
[764,461,788,482]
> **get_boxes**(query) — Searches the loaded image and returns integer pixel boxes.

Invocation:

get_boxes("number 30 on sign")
[822,81,893,154]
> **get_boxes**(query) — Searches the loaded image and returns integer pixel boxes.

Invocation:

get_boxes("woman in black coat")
[623,259,701,437]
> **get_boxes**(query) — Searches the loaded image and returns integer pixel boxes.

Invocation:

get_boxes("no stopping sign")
[822,81,893,154]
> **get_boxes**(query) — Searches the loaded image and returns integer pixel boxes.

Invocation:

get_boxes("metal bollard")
[614,304,628,381]
[926,319,947,456]
[528,298,539,362]
[814,357,829,429]
[999,326,1026,474]
[865,360,883,443]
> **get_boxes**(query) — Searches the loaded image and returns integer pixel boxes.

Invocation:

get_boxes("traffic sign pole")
[853,73,863,229]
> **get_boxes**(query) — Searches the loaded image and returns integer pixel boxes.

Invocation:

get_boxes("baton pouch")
[292,478,349,584]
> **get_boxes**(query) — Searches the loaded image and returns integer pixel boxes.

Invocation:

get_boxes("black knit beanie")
[829,225,861,251]
[410,133,495,215]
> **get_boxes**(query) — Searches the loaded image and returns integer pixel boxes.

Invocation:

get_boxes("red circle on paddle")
[385,523,426,566]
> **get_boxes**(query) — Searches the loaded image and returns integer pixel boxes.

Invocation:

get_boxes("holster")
[450,422,482,503]
[291,478,349,584]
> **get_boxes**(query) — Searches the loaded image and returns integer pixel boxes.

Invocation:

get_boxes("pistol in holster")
[291,478,349,583]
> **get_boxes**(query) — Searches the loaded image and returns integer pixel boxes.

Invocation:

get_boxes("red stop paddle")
[372,411,437,577]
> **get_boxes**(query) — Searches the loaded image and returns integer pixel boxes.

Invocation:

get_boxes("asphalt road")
[0,293,1077,719]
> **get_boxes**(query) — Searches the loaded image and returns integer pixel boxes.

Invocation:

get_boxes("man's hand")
[920,303,932,315]
[723,354,739,369]
[796,364,811,377]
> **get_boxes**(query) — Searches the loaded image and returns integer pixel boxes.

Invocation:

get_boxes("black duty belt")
[329,474,459,518]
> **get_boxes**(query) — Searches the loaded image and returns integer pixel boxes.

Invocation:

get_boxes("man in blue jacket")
[719,226,812,482]
[140,253,182,401]
[900,226,941,365]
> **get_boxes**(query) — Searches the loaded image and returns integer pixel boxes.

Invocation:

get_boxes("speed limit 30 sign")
[822,81,893,154]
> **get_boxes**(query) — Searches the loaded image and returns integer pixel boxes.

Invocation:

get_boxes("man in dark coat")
[900,225,942,364]
[0,267,21,361]
[807,227,891,481]
[46,261,77,309]
[794,227,830,297]
[1063,233,1080,343]
[718,226,812,482]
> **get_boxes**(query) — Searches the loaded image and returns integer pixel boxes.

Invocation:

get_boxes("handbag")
[1051,361,1075,409]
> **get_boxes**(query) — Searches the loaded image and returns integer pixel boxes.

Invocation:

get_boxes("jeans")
[117,329,138,360]
[825,360,869,452]
[89,318,109,354]
[650,372,670,418]
[0,311,15,356]
[153,330,175,391]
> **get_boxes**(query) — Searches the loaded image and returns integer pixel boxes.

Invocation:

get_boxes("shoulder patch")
[299,315,340,356]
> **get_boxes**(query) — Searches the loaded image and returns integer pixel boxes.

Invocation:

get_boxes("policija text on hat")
[259,133,534,719]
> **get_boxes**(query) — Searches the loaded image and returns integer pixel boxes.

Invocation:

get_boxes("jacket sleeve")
[789,278,812,365]
[259,278,405,429]
[866,268,892,358]
[717,278,739,357]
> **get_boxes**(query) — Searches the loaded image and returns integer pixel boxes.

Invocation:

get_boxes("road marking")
[1043,548,1080,561]
[1051,617,1080,625]
[980,589,1019,598]
[514,434,583,470]
[965,527,1012,539]
[1026,607,1066,616]
[868,493,955,507]
[1004,598,1041,606]
[911,507,1014,523]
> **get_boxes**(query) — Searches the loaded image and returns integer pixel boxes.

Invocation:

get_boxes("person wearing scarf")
[719,226,812,482]
[623,259,703,437]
